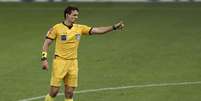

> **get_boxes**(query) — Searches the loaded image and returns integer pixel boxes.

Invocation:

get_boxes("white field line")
[19,81,201,101]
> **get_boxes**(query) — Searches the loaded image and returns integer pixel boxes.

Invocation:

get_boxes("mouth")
[72,19,77,22]
[72,20,76,23]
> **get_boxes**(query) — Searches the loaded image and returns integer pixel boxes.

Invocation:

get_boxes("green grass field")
[0,2,201,101]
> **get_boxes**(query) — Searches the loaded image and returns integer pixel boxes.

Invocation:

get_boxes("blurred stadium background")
[0,0,201,101]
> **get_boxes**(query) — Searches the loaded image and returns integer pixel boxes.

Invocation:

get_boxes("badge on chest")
[61,35,67,41]
[75,34,81,40]
[60,34,81,42]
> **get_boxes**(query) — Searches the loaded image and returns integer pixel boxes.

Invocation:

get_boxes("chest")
[57,27,82,42]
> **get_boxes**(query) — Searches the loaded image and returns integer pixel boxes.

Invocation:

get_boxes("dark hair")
[64,6,79,19]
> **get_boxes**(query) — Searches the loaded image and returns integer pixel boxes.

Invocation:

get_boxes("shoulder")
[47,23,63,34]
[52,23,63,29]
[74,24,89,28]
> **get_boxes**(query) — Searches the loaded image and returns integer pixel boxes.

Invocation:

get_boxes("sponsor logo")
[61,35,67,41]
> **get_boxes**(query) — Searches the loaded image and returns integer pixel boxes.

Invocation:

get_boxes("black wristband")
[113,25,117,30]
[41,57,47,61]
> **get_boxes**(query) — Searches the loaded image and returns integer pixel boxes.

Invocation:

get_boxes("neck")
[64,20,73,27]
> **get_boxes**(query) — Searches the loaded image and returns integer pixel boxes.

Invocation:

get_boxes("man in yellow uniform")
[41,6,124,101]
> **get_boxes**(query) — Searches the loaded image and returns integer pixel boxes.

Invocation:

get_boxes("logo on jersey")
[61,35,67,41]
[76,34,81,40]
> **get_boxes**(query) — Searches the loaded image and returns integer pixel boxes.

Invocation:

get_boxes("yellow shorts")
[50,56,78,87]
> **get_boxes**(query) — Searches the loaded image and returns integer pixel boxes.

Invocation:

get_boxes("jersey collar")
[62,21,73,29]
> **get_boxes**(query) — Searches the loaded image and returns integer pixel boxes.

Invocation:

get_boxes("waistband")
[54,55,77,60]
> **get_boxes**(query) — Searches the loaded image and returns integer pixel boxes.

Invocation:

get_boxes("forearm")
[42,39,53,52]
[41,38,53,70]
[90,21,124,35]
[41,39,53,61]
[42,43,49,52]
[91,26,114,35]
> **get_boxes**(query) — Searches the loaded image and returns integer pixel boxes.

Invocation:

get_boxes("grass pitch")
[0,2,201,101]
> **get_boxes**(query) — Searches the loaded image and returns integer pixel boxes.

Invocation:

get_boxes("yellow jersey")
[46,22,92,59]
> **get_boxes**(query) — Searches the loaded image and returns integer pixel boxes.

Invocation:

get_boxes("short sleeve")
[81,25,92,35]
[46,27,57,40]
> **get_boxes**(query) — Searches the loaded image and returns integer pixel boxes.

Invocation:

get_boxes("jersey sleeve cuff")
[89,27,93,35]
[46,36,54,40]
